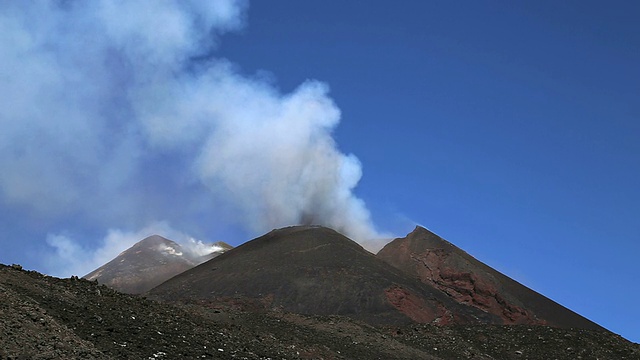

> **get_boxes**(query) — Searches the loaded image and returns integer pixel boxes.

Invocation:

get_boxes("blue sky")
[1,1,638,342]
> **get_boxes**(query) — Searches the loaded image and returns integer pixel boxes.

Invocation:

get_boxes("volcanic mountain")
[148,226,506,325]
[147,225,608,332]
[377,226,604,330]
[3,263,637,359]
[84,235,231,294]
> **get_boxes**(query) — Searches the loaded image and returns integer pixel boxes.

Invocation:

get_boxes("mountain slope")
[4,263,637,359]
[377,226,605,330]
[84,235,230,294]
[147,226,498,326]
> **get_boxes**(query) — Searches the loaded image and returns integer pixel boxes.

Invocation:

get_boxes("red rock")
[147,226,497,326]
[377,226,604,330]
[384,286,439,323]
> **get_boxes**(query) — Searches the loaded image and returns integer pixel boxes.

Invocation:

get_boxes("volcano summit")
[2,226,639,359]
[147,225,602,331]
[377,226,604,330]
[84,235,231,294]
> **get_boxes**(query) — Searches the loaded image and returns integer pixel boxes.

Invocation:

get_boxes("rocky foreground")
[1,263,639,360]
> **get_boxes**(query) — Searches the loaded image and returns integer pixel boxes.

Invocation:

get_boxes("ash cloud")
[1,1,384,275]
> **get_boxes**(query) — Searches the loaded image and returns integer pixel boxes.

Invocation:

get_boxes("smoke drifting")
[0,1,383,276]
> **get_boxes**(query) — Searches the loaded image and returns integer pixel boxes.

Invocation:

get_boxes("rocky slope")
[146,226,500,326]
[83,235,231,294]
[1,263,638,360]
[377,226,603,330]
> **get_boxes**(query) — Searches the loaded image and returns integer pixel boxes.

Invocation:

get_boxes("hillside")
[1,263,638,359]
[83,235,230,294]
[377,226,604,330]
[147,226,498,325]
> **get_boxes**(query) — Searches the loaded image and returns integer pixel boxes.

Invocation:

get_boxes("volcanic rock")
[377,226,605,330]
[2,261,638,359]
[147,226,499,326]
[84,235,231,294]
[2,227,639,359]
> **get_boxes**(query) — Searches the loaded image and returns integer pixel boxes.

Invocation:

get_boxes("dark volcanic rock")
[377,226,605,330]
[2,263,638,360]
[83,235,230,294]
[147,226,498,326]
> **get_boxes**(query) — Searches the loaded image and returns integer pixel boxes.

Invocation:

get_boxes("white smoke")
[1,1,385,275]
[183,238,226,257]
[155,243,183,257]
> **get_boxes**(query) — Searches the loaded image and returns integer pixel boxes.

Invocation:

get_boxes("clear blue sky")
[1,1,638,342]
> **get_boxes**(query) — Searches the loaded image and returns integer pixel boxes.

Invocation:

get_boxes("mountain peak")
[405,226,458,251]
[130,235,182,253]
[83,235,231,294]
[138,234,172,244]
[377,227,605,330]
[147,225,496,326]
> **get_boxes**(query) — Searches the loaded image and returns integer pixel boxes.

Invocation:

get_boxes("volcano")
[3,262,636,359]
[3,226,634,359]
[148,226,506,325]
[377,226,604,330]
[148,225,607,331]
[84,235,231,294]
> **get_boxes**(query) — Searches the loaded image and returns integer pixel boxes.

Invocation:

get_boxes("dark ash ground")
[1,264,638,360]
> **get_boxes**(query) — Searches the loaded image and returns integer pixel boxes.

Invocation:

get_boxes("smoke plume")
[0,1,383,276]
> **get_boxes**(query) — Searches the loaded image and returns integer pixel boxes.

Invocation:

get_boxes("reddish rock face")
[377,226,604,330]
[405,247,542,325]
[147,226,497,326]
[384,286,451,324]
